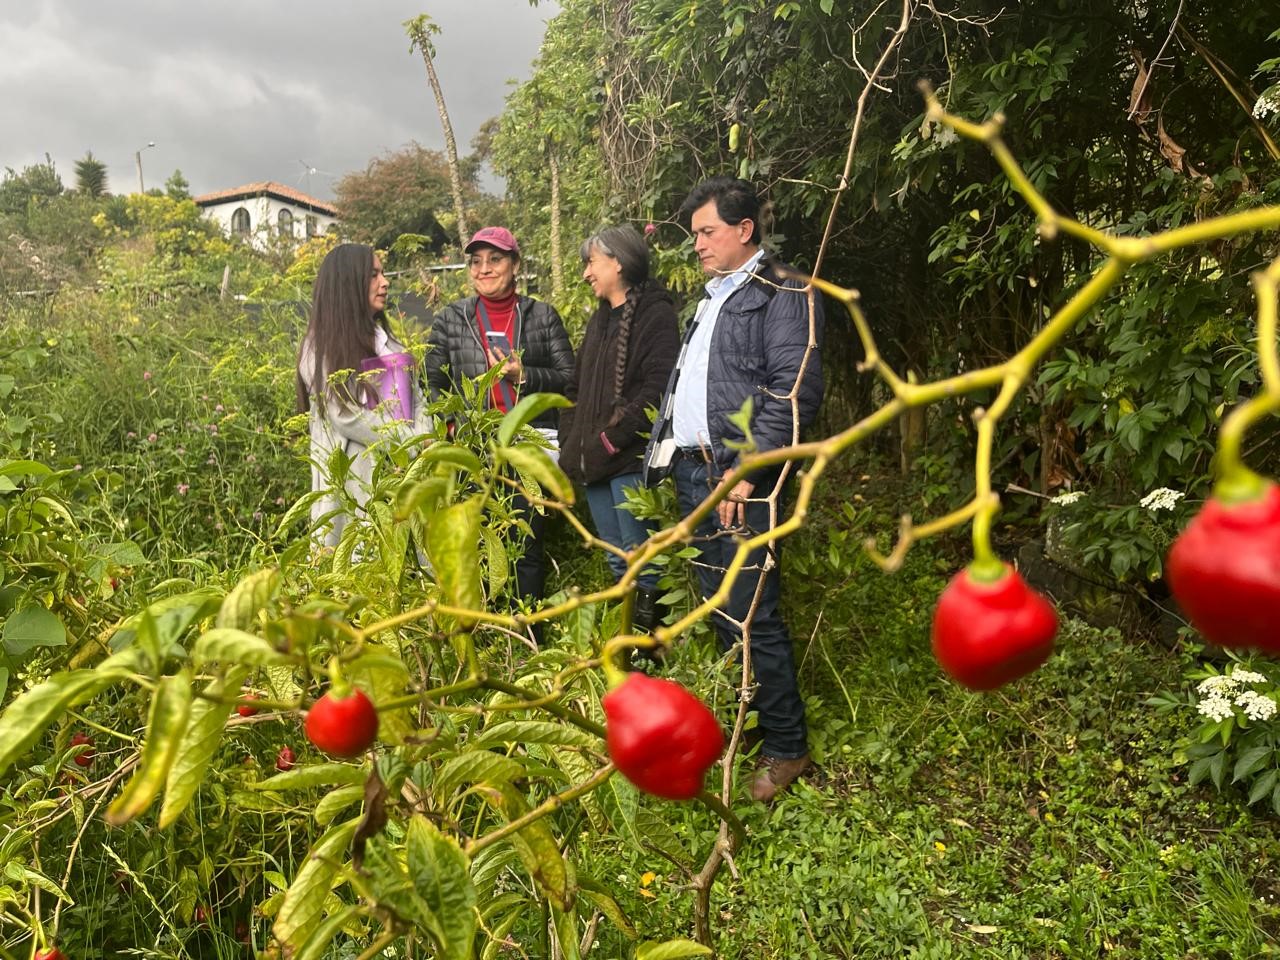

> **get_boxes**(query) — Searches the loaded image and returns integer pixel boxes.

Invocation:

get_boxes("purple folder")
[359,352,415,420]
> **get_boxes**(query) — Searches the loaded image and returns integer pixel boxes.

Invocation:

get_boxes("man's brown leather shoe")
[749,754,811,803]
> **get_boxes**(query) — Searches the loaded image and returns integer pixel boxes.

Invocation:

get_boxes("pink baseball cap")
[465,226,520,256]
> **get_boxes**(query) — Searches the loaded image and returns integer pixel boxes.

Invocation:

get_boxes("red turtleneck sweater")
[477,292,518,412]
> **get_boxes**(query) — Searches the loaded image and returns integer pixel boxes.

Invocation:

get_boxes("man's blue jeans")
[585,472,660,590]
[673,456,808,760]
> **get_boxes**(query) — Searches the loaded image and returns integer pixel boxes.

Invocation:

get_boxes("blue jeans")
[585,472,661,590]
[673,456,808,760]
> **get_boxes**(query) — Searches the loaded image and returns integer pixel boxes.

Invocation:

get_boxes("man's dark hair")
[679,176,761,245]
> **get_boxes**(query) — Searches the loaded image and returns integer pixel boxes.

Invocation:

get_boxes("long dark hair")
[580,225,650,426]
[296,243,386,413]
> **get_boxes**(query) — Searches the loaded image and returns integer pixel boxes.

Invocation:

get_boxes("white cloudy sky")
[0,1,556,200]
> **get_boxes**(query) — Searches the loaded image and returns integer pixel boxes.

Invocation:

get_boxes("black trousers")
[673,456,808,759]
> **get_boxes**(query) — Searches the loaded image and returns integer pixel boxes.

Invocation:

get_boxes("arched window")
[305,215,318,238]
[277,208,294,238]
[231,207,250,236]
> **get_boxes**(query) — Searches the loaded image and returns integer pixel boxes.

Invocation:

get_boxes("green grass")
[569,464,1280,958]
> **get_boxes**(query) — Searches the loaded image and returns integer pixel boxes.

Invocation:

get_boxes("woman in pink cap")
[425,226,575,617]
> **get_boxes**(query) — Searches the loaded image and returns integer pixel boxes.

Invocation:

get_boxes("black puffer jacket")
[424,295,575,429]
[559,280,679,484]
[644,255,824,477]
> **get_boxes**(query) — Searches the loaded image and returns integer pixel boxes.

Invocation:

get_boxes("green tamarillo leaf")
[552,902,582,960]
[345,649,413,747]
[577,874,638,940]
[314,784,365,826]
[416,442,485,477]
[497,392,572,447]
[395,476,449,522]
[216,568,280,631]
[491,783,574,911]
[193,627,298,669]
[434,750,527,800]
[107,669,193,826]
[472,720,595,749]
[108,588,221,653]
[0,652,140,776]
[425,495,484,628]
[293,903,362,960]
[480,523,509,595]
[273,489,327,539]
[251,762,367,792]
[406,815,477,960]
[1,605,67,659]
[158,666,249,828]
[634,940,714,960]
[496,443,575,504]
[272,818,359,951]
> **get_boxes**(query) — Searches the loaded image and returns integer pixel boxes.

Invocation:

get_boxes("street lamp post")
[135,141,156,194]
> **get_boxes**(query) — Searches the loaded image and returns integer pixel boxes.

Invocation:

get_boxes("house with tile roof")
[194,182,339,249]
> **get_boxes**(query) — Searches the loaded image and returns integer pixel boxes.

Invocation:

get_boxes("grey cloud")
[0,1,554,199]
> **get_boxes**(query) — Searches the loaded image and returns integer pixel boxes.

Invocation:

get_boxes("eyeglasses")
[468,253,509,270]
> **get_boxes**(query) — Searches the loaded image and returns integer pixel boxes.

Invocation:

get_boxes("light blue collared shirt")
[671,249,765,448]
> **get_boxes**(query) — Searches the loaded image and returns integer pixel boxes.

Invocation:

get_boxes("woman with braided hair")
[560,225,679,631]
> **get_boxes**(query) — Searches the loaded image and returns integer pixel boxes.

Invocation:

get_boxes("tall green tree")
[333,143,459,254]
[164,169,191,200]
[0,155,64,218]
[74,151,108,197]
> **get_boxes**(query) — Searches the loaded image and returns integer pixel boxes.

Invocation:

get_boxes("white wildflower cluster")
[1237,690,1278,722]
[1254,84,1280,120]
[1140,487,1184,512]
[1051,490,1086,506]
[1195,670,1277,724]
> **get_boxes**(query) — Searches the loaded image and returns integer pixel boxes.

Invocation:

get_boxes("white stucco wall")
[200,195,338,249]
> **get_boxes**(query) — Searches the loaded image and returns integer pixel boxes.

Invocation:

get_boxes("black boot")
[631,587,661,634]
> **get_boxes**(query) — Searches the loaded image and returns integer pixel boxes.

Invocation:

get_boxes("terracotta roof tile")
[193,181,338,216]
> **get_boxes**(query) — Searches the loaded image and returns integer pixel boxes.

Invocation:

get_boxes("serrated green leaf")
[1233,744,1273,783]
[426,495,484,628]
[273,818,359,950]
[1248,768,1278,805]
[193,627,298,669]
[497,392,572,447]
[216,568,280,630]
[1,606,67,658]
[107,669,193,825]
[158,666,248,827]
[497,443,574,504]
[407,815,477,960]
[635,940,714,960]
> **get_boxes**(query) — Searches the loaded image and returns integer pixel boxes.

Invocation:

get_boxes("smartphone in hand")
[485,330,513,357]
